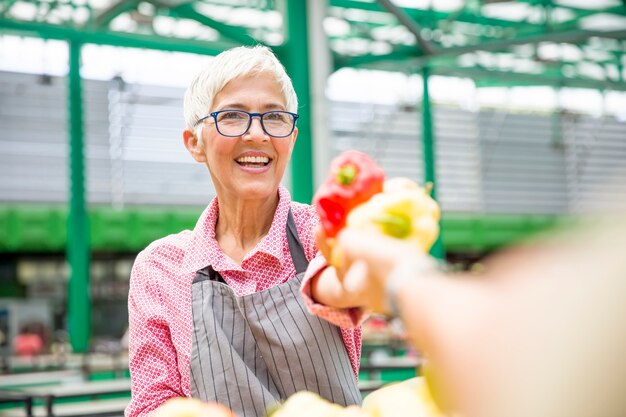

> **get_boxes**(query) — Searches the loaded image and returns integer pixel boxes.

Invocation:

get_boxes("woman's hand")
[312,226,431,313]
[337,229,421,283]
[337,228,434,313]
[310,226,384,310]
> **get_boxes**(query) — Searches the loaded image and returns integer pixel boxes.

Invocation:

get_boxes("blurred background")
[0,0,625,414]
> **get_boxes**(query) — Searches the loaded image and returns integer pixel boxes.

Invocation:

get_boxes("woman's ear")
[183,128,206,163]
[289,127,298,152]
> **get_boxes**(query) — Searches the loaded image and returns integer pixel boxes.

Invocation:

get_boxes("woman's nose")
[244,117,269,141]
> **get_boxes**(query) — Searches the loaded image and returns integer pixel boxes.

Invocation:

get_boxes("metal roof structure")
[1,0,625,90]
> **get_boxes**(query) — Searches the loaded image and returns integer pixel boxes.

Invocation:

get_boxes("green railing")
[0,205,564,254]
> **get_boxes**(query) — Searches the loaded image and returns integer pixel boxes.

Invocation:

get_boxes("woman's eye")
[265,112,286,122]
[220,111,246,120]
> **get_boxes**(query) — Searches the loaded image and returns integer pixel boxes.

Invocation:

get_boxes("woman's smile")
[234,151,273,173]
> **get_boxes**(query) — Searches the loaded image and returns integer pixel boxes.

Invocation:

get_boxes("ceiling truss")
[0,0,624,90]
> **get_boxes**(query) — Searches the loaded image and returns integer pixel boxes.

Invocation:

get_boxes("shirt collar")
[181,185,292,274]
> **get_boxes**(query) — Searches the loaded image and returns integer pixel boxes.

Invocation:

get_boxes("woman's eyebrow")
[216,102,286,111]
[215,102,247,111]
[262,103,286,110]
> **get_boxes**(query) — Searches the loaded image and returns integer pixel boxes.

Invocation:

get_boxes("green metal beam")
[330,0,544,29]
[338,51,626,91]
[514,0,625,20]
[412,28,626,66]
[0,205,566,254]
[169,3,260,46]
[421,66,444,259]
[435,65,626,91]
[67,40,90,354]
[0,0,20,18]
[565,5,625,18]
[196,0,274,10]
[515,6,626,37]
[0,17,231,55]
[282,0,314,204]
[376,0,435,55]
[332,46,423,70]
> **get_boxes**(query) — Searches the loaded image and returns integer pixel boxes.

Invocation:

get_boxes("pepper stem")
[374,214,412,239]
[424,182,434,196]
[336,164,358,185]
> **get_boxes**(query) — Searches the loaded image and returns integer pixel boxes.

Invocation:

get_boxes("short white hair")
[183,45,298,133]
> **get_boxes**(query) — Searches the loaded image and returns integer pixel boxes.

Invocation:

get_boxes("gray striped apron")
[190,210,361,417]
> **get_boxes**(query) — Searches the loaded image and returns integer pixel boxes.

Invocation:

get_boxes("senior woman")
[125,46,364,417]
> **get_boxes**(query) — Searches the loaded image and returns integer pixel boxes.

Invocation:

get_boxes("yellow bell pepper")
[362,377,445,417]
[345,177,441,253]
[267,391,346,417]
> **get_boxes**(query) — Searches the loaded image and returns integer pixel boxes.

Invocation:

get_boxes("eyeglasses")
[196,110,299,138]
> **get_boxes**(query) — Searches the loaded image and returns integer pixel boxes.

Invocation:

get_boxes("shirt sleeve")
[300,251,369,329]
[125,250,184,417]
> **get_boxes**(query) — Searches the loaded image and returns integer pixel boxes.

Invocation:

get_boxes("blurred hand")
[337,229,423,283]
[312,226,409,311]
[335,229,430,313]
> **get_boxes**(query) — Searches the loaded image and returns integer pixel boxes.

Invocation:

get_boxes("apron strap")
[192,265,226,284]
[286,208,309,275]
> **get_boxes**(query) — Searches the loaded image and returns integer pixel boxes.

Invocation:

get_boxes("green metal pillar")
[282,0,314,203]
[421,66,445,260]
[67,39,91,353]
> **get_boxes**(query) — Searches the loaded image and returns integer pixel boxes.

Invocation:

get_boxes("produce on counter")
[266,391,351,417]
[151,379,443,417]
[362,377,443,417]
[268,378,443,417]
[154,397,237,417]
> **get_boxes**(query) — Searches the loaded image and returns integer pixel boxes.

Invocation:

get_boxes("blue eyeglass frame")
[196,110,300,138]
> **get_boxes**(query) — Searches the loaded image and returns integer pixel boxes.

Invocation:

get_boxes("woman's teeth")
[236,156,270,166]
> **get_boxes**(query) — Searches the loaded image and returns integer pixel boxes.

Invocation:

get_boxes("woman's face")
[188,72,297,203]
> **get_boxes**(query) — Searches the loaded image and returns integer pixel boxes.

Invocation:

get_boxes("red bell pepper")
[313,150,385,238]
